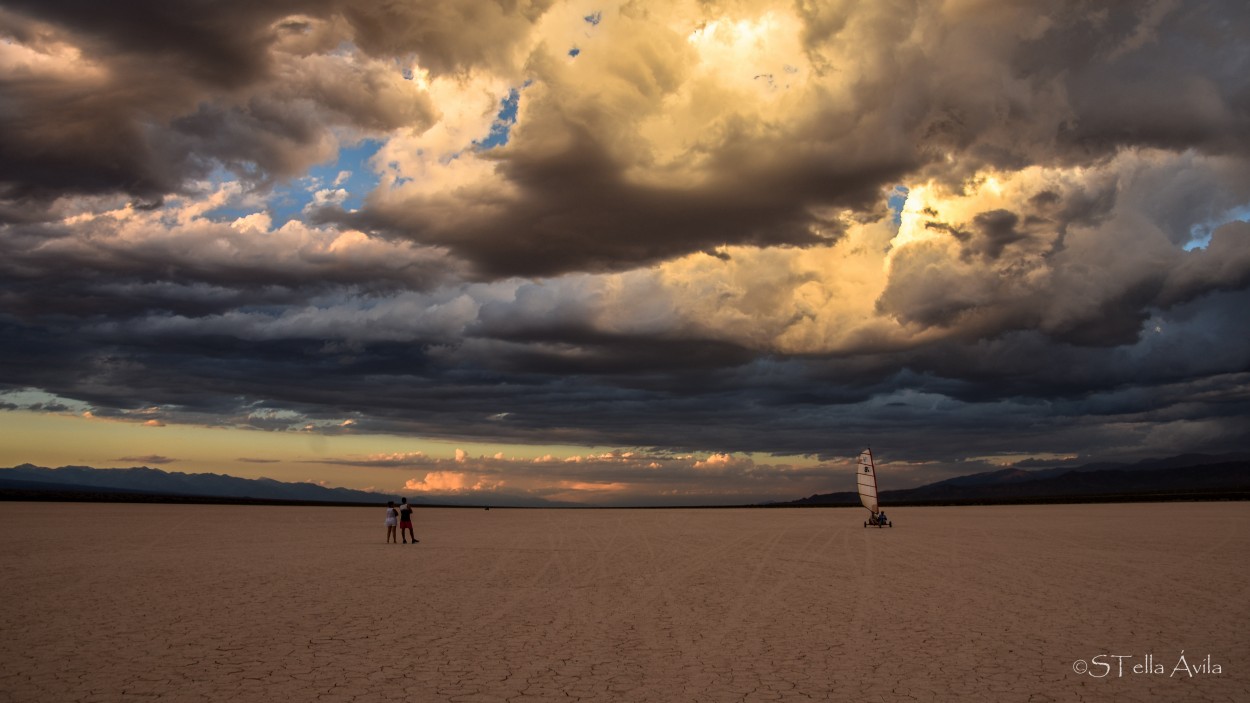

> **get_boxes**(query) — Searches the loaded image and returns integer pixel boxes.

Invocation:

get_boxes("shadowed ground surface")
[1,502,1247,702]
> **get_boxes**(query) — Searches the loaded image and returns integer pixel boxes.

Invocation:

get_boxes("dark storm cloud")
[340,0,554,76]
[915,1,1250,169]
[321,130,906,278]
[1051,3,1250,159]
[116,455,176,465]
[3,285,1248,466]
[0,0,521,213]
[0,0,310,205]
[26,402,71,413]
[1162,221,1250,303]
[0,0,321,87]
[466,309,759,376]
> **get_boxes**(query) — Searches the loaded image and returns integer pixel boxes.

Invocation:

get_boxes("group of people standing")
[385,498,418,544]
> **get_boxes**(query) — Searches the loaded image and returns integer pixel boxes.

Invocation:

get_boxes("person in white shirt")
[384,501,399,543]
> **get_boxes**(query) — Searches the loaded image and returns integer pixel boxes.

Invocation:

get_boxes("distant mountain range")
[2,453,1248,508]
[775,453,1250,507]
[0,464,568,507]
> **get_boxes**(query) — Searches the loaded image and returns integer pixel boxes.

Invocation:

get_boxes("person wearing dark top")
[399,497,418,544]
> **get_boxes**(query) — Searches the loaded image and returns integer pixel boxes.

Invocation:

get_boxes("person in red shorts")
[399,497,418,544]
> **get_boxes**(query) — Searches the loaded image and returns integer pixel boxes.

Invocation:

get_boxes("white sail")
[856,449,879,514]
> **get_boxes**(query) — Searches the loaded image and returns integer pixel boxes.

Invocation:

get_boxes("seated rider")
[878,510,888,523]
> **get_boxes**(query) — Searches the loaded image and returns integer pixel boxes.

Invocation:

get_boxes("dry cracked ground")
[1,502,1247,702]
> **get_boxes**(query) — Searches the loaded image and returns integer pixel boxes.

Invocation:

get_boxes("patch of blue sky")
[474,88,522,151]
[204,139,384,228]
[887,185,909,226]
[0,388,90,414]
[192,165,256,223]
[1184,202,1250,251]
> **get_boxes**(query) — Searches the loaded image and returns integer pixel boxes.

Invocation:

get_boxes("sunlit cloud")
[404,471,504,493]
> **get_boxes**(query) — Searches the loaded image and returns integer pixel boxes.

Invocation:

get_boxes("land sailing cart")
[857,448,893,527]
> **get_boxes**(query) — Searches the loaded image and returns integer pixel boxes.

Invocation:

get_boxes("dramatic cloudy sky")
[2,0,1248,504]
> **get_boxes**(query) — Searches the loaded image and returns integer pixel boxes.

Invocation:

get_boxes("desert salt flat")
[1,502,1247,702]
